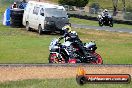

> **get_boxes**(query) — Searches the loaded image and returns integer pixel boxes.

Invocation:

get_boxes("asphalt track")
[0,19,131,33]
[0,63,132,67]
[72,24,132,33]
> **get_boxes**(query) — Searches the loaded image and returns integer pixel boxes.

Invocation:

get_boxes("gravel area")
[0,66,132,83]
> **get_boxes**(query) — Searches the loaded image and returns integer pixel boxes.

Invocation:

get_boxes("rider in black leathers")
[59,25,88,60]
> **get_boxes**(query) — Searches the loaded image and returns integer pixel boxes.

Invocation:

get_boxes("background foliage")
[58,0,89,7]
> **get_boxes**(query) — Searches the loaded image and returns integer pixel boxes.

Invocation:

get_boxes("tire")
[76,75,87,85]
[99,20,103,27]
[11,14,23,17]
[26,22,31,31]
[49,53,66,63]
[45,31,51,34]
[48,53,58,63]
[10,20,22,27]
[10,9,24,28]
[94,52,103,64]
[109,21,113,27]
[10,9,24,15]
[38,25,43,35]
[12,22,22,26]
[11,16,22,20]
[42,30,51,34]
[12,19,22,23]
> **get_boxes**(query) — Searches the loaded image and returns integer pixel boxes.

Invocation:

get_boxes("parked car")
[23,1,70,35]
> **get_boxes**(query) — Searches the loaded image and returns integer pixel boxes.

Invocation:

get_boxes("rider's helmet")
[14,2,17,5]
[102,9,109,17]
[104,9,108,13]
[62,25,72,33]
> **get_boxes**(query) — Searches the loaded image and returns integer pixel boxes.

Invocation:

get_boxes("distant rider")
[11,2,17,9]
[101,9,109,17]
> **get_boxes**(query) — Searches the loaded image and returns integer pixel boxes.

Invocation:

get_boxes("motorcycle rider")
[98,9,113,27]
[59,25,82,44]
[59,25,89,61]
[101,9,109,17]
[59,25,72,41]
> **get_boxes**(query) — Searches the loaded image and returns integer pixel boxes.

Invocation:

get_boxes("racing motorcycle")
[98,14,113,27]
[48,33,103,64]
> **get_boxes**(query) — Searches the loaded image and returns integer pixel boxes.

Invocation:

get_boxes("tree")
[59,0,74,6]
[58,0,89,7]
[112,0,126,16]
[122,0,126,12]
[112,0,118,16]
[22,0,26,3]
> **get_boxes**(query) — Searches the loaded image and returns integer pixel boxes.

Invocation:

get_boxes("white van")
[23,1,70,34]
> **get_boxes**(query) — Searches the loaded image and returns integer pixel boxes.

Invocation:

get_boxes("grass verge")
[0,78,131,88]
[0,23,132,64]
[0,24,59,63]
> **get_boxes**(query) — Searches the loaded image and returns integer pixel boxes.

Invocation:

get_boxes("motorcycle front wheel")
[91,52,103,64]
[99,21,103,27]
[49,53,59,63]
[48,53,65,63]
[109,22,113,27]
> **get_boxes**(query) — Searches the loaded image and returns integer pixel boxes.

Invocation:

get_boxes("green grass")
[0,13,2,21]
[0,0,11,21]
[77,29,132,64]
[70,17,132,29]
[0,78,131,88]
[0,24,60,63]
[0,23,132,64]
[0,0,11,13]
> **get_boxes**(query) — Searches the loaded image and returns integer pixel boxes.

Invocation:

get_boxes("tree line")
[58,0,126,16]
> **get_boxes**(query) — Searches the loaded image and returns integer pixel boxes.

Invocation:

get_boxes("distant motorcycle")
[48,33,103,64]
[98,14,113,27]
